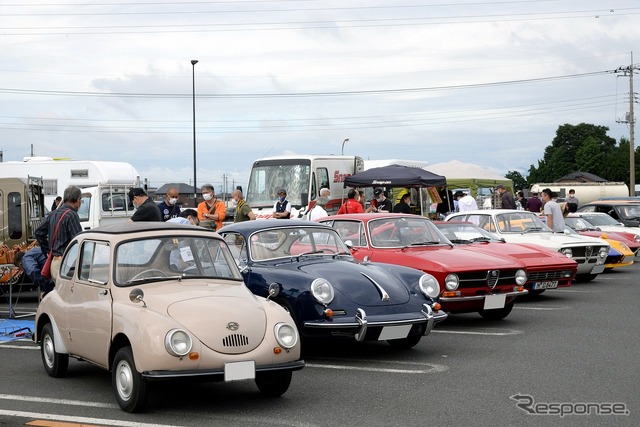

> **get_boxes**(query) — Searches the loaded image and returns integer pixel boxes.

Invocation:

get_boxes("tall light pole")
[191,59,198,207]
[341,138,349,155]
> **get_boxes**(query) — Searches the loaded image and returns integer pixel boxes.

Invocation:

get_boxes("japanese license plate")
[224,361,255,382]
[533,280,558,290]
[483,294,506,310]
[378,325,412,340]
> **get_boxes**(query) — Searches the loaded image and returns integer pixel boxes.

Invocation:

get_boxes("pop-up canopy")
[343,164,446,188]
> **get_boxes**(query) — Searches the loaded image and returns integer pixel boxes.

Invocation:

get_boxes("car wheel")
[387,334,422,349]
[112,346,148,413]
[41,323,68,378]
[255,370,292,397]
[478,301,514,320]
[575,273,597,282]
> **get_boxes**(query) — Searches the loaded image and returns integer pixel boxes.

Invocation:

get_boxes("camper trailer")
[0,157,140,230]
[245,155,365,219]
[0,177,46,246]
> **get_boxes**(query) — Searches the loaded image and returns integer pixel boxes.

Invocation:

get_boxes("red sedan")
[434,221,577,295]
[319,213,528,320]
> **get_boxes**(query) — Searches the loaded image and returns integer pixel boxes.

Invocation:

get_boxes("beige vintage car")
[35,222,304,413]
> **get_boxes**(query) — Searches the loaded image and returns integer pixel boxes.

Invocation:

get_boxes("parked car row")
[34,208,635,413]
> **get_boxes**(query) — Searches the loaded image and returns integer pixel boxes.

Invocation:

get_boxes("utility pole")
[615,52,639,196]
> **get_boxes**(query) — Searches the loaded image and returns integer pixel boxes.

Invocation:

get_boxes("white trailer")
[0,156,141,230]
[245,154,365,219]
[529,182,629,207]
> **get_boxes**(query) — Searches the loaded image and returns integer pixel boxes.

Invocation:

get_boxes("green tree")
[506,170,527,191]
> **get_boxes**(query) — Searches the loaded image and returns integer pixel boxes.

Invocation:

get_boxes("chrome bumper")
[440,289,528,302]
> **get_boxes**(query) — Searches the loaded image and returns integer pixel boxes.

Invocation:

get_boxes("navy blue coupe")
[219,220,447,349]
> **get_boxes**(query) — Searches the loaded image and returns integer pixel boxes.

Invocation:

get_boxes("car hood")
[386,245,523,272]
[500,233,607,249]
[455,242,577,268]
[286,258,412,306]
[160,283,267,354]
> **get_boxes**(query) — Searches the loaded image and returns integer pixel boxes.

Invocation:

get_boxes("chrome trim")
[421,303,434,336]
[360,272,390,301]
[440,289,528,302]
[303,316,430,329]
[354,308,367,342]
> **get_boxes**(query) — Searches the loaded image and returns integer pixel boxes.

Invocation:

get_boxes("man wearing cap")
[129,187,162,222]
[366,188,392,213]
[272,188,292,219]
[496,184,516,209]
[454,190,478,213]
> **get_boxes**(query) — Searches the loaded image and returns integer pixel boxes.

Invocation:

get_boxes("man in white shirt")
[309,198,328,221]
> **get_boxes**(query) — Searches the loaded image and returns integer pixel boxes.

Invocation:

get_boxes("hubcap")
[115,360,133,400]
[43,334,55,368]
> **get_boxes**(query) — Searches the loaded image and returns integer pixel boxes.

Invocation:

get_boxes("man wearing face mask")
[197,183,226,230]
[158,187,181,221]
[271,189,291,219]
[366,188,392,213]
[128,187,162,222]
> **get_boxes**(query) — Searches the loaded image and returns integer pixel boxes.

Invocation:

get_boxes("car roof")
[317,213,432,221]
[81,221,213,236]
[219,219,332,234]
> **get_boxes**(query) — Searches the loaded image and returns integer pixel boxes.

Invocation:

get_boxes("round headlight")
[515,269,527,286]
[165,329,192,357]
[445,273,459,291]
[311,278,334,304]
[598,247,609,258]
[418,274,440,299]
[274,323,298,349]
[561,248,573,258]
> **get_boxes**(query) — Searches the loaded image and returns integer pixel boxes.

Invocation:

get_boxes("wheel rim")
[42,334,55,369]
[115,360,134,400]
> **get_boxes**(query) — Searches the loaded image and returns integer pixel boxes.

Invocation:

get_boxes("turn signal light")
[324,308,334,318]
[273,347,282,355]
[188,352,199,360]
[433,302,441,311]
[513,286,524,292]
[442,291,460,298]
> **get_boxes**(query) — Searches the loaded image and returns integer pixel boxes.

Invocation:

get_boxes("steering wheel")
[130,269,168,281]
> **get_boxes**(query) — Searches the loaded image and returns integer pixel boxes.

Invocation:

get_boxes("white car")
[445,209,609,281]
[570,212,640,239]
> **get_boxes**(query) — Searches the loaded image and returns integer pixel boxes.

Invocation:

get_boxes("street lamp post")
[191,59,198,207]
[341,138,349,155]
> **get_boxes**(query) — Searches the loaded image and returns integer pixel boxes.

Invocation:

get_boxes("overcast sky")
[2,0,639,192]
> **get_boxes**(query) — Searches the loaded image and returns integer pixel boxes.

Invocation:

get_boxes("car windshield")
[248,226,350,261]
[618,205,640,220]
[565,217,599,231]
[436,222,501,243]
[115,235,242,286]
[495,212,552,233]
[367,217,450,247]
[581,214,622,226]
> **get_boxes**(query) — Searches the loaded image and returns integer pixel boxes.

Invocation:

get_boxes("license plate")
[224,361,255,382]
[483,294,506,310]
[378,325,412,340]
[533,280,558,290]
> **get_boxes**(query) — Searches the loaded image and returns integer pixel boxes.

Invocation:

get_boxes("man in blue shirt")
[14,247,55,297]
[157,187,181,221]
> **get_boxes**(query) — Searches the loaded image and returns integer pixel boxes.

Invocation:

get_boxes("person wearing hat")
[393,192,412,214]
[366,188,392,213]
[129,187,162,222]
[454,190,478,213]
[272,188,292,219]
[496,184,516,209]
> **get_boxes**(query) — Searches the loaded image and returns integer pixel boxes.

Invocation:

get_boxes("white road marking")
[0,343,38,349]
[513,305,571,310]
[0,409,180,427]
[307,358,448,374]
[555,288,606,293]
[0,394,116,408]
[432,328,523,336]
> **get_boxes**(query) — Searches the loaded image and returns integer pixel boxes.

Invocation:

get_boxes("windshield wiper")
[126,275,182,284]
[332,251,353,258]
[469,237,491,243]
[523,227,544,233]
[447,238,470,244]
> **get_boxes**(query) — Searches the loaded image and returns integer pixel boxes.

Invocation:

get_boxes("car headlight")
[515,269,527,286]
[445,273,459,290]
[311,278,335,304]
[634,235,640,243]
[418,274,440,299]
[561,248,573,258]
[598,247,609,259]
[165,329,192,357]
[274,323,298,349]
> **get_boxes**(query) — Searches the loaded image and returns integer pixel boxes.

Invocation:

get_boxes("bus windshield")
[246,159,311,207]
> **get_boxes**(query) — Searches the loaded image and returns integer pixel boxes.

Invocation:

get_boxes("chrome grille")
[528,270,573,281]
[223,334,249,347]
[486,270,500,289]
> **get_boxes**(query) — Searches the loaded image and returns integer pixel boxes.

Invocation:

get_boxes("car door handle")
[99,289,108,295]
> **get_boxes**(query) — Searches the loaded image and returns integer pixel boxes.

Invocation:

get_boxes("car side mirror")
[267,283,280,300]
[129,288,147,308]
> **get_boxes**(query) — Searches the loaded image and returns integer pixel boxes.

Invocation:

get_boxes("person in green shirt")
[232,189,256,222]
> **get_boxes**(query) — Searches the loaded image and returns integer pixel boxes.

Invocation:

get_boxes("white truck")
[529,182,629,207]
[0,157,141,231]
[245,154,365,219]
